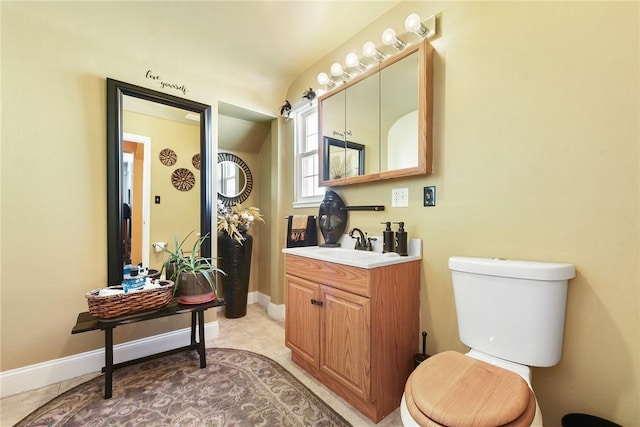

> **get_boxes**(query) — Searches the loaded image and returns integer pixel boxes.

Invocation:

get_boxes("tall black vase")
[217,231,253,318]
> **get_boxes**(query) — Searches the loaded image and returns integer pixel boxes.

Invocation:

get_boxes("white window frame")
[293,101,324,208]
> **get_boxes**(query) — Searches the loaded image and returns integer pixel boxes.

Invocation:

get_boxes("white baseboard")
[0,296,286,399]
[253,291,285,320]
[0,321,219,399]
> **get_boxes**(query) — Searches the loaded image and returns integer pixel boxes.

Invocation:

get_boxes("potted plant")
[159,231,224,304]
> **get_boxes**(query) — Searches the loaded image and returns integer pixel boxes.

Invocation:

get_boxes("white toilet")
[401,256,575,427]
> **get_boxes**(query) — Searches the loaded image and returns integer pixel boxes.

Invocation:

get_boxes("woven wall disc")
[171,168,195,191]
[192,153,201,170]
[159,148,177,166]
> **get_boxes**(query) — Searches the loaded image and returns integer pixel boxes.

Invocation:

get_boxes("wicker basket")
[86,280,174,319]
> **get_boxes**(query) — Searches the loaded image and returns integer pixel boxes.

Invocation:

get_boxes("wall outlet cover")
[392,188,409,208]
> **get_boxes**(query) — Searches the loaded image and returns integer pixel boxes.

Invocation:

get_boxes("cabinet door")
[285,274,320,367]
[345,72,380,176]
[320,285,371,401]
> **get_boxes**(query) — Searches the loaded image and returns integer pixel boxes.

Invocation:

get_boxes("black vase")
[217,231,253,318]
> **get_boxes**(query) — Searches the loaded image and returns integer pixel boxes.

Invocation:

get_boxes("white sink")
[282,236,422,269]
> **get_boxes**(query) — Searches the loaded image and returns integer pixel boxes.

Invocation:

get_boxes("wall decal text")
[145,70,188,95]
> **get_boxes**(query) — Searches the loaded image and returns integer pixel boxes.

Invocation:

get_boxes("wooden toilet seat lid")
[406,351,536,427]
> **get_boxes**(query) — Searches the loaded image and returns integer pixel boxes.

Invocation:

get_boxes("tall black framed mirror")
[107,78,212,286]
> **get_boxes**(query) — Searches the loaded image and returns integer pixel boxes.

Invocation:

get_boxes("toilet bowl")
[401,256,575,427]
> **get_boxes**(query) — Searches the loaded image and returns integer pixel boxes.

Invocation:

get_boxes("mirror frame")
[106,78,212,285]
[318,39,433,186]
[217,152,253,206]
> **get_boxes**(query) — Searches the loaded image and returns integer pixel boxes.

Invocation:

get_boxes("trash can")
[562,413,622,427]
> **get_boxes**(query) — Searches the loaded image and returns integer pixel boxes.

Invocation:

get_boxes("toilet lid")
[406,351,536,427]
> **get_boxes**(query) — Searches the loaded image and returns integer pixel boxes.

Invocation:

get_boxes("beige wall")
[1,2,279,373]
[287,2,639,426]
[1,1,638,426]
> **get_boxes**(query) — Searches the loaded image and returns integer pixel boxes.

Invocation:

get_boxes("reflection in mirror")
[216,152,253,206]
[122,99,200,270]
[107,78,212,286]
[320,72,379,182]
[323,137,365,179]
[380,50,419,171]
[345,71,379,175]
[218,161,246,197]
[320,91,346,180]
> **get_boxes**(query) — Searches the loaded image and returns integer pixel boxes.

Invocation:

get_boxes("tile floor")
[0,304,403,426]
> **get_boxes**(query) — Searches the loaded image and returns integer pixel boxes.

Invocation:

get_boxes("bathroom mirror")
[319,39,433,186]
[217,152,253,206]
[107,78,212,286]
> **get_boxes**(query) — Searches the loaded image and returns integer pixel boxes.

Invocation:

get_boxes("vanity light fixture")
[405,12,437,39]
[362,41,385,62]
[382,28,406,50]
[317,72,336,88]
[345,52,367,71]
[330,62,351,81]
[185,113,200,122]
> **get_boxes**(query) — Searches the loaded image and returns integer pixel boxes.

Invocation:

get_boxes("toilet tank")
[449,256,575,367]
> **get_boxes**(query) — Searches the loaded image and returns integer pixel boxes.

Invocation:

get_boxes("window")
[293,103,324,207]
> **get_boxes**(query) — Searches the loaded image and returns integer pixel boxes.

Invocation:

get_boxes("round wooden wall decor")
[159,148,177,166]
[192,153,201,170]
[171,168,195,191]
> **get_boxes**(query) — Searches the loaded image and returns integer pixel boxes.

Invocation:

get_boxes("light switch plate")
[424,186,436,207]
[392,188,409,207]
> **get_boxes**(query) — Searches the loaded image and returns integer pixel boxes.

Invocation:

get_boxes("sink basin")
[282,245,421,269]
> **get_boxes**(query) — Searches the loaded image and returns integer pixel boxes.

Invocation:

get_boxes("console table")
[71,297,224,398]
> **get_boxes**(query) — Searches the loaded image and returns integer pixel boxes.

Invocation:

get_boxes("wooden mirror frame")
[106,78,212,285]
[318,39,433,186]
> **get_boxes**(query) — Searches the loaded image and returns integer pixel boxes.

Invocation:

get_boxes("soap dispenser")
[394,221,408,256]
[380,222,395,253]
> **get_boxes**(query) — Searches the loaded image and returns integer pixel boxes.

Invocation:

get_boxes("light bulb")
[405,13,428,36]
[345,53,359,68]
[330,62,344,77]
[362,41,385,61]
[405,13,421,32]
[317,72,330,85]
[382,28,398,46]
[382,28,406,50]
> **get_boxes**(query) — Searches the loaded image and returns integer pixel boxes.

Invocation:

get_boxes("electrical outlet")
[424,186,436,207]
[392,188,409,208]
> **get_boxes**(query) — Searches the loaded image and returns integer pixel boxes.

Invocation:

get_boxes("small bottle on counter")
[394,221,408,256]
[381,221,395,253]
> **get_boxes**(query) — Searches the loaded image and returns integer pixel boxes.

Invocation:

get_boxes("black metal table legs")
[100,308,207,399]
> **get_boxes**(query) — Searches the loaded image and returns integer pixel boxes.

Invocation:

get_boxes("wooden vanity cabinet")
[284,254,420,423]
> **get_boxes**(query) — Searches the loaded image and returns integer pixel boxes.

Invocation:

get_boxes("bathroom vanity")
[283,244,421,423]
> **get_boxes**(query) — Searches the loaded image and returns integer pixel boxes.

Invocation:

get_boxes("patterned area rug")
[16,348,352,427]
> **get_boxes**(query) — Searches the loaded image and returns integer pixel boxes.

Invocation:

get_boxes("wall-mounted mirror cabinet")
[106,78,212,286]
[319,39,433,186]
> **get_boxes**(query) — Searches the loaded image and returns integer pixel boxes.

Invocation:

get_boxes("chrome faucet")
[348,228,376,251]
